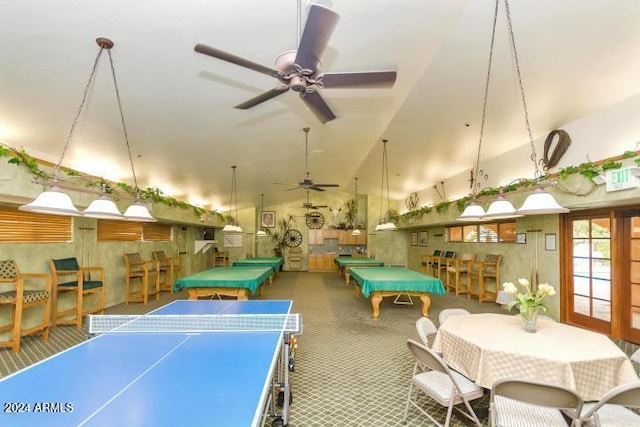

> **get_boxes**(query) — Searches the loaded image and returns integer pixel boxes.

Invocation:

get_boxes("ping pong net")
[86,313,302,335]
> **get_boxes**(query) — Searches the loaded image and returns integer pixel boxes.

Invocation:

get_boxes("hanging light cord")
[106,48,141,195]
[53,45,106,180]
[472,0,500,197]
[378,140,386,222]
[384,142,391,219]
[504,0,541,180]
[228,166,238,225]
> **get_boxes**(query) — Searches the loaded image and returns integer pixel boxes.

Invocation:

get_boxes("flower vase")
[521,307,540,333]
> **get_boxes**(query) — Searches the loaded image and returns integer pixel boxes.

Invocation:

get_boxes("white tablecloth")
[432,313,639,400]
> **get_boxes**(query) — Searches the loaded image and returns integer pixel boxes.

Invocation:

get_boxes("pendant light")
[257,194,268,237]
[223,165,243,233]
[375,140,397,232]
[19,37,155,221]
[351,177,361,236]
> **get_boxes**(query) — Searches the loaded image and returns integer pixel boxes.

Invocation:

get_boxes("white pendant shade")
[457,201,485,222]
[257,229,268,237]
[19,188,83,216]
[375,221,397,232]
[516,187,569,215]
[83,195,124,219]
[124,202,156,222]
[483,195,522,220]
[351,229,361,236]
[223,224,243,233]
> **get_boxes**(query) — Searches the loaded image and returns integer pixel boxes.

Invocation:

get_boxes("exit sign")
[605,167,640,192]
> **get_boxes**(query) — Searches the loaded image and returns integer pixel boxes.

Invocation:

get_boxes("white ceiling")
[1,0,639,212]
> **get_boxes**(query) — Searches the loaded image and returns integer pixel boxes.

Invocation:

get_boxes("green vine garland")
[0,144,224,221]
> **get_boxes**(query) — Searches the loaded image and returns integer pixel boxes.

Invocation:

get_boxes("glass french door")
[563,208,640,343]
[566,215,612,333]
[623,214,640,342]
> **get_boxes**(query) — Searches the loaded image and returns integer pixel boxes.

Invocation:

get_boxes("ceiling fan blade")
[274,182,299,186]
[314,184,339,188]
[235,87,289,109]
[300,91,336,123]
[308,185,326,192]
[295,4,340,71]
[194,43,279,77]
[321,71,397,88]
[286,187,305,191]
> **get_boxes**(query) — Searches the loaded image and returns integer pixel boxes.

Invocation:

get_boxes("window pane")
[592,298,611,322]
[632,217,640,238]
[592,278,611,301]
[479,224,498,242]
[449,226,462,242]
[633,307,640,329]
[631,261,640,283]
[573,295,591,316]
[463,225,478,242]
[499,222,516,242]
[592,218,611,237]
[573,220,590,238]
[592,239,611,259]
[573,276,591,297]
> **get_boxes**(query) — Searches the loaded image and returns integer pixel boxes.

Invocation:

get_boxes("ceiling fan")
[194,3,397,123]
[274,127,339,192]
[302,190,327,210]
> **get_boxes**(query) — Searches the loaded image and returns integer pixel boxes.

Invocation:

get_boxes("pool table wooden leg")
[371,293,382,319]
[419,295,432,317]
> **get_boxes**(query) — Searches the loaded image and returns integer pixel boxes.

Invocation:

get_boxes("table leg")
[370,293,382,319]
[345,271,351,284]
[419,295,432,317]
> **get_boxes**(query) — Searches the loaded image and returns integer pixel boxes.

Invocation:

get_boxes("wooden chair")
[425,250,442,275]
[468,254,502,303]
[152,251,181,292]
[432,251,456,279]
[124,253,160,304]
[214,249,229,267]
[445,253,475,294]
[0,259,51,352]
[288,247,303,271]
[49,257,105,328]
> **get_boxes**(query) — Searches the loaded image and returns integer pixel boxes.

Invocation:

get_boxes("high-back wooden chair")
[433,251,456,279]
[425,250,442,275]
[0,260,51,352]
[446,253,475,294]
[49,257,105,328]
[468,254,502,303]
[124,253,160,304]
[152,251,181,292]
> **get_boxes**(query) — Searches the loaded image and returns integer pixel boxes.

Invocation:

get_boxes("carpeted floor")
[1,271,639,426]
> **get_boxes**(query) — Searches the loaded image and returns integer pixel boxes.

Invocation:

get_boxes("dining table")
[431,313,640,400]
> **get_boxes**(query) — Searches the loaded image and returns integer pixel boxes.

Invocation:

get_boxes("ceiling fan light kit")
[194,3,396,123]
[456,0,568,221]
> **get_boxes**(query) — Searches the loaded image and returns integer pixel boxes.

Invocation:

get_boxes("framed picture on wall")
[410,232,418,246]
[545,233,557,251]
[419,231,428,246]
[516,232,527,244]
[261,211,275,228]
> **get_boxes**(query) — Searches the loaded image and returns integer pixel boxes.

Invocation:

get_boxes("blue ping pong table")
[0,300,299,427]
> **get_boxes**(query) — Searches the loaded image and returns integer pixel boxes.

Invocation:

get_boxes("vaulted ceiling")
[1,0,639,212]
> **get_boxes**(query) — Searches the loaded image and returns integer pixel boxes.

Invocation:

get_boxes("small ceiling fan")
[302,190,327,210]
[275,127,339,192]
[194,3,397,123]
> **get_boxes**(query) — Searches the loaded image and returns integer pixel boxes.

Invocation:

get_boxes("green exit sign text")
[605,167,640,192]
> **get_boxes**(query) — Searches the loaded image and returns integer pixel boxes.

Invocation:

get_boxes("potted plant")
[268,215,296,258]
